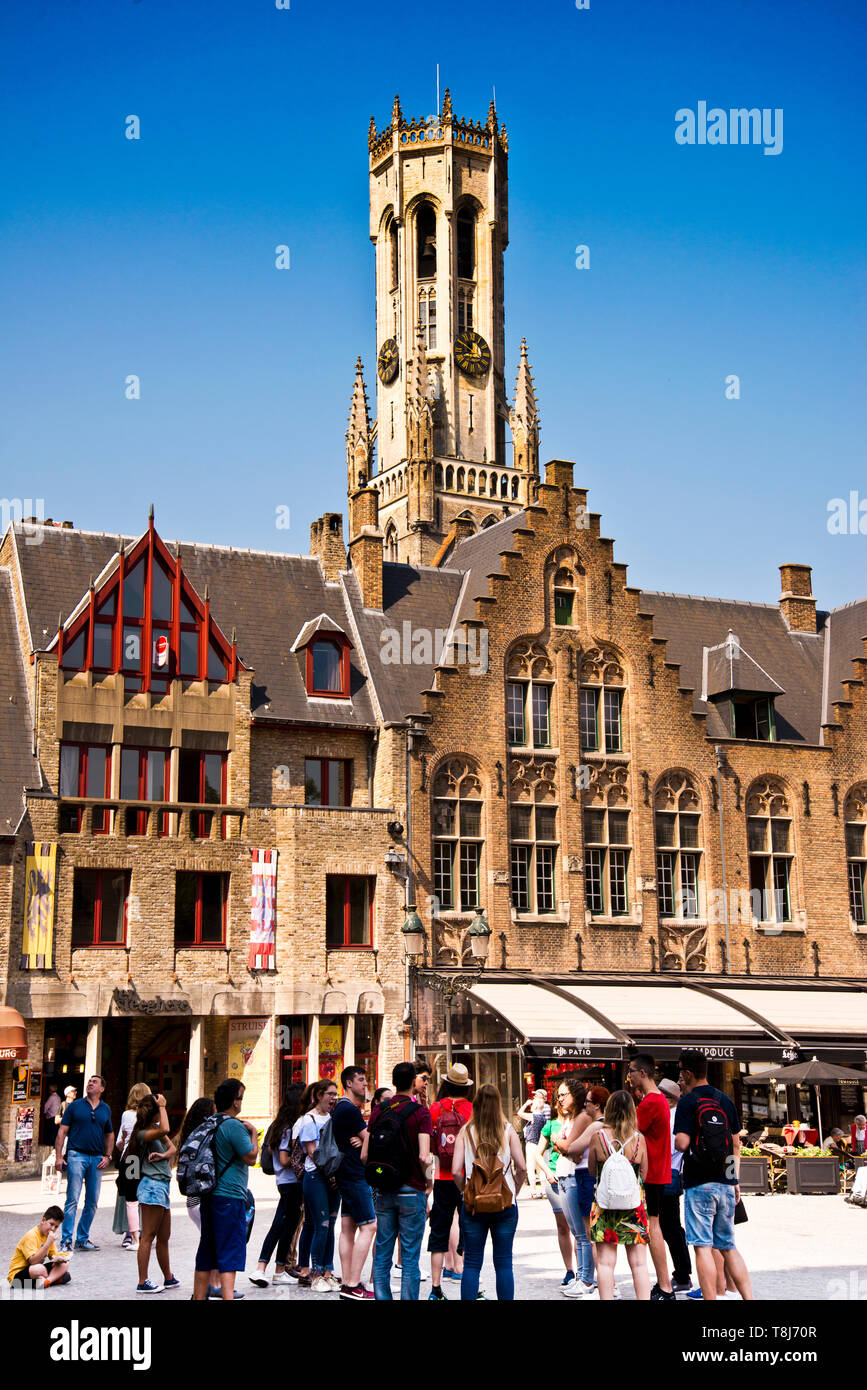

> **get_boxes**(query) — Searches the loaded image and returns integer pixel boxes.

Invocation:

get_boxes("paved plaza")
[2,1168,865,1302]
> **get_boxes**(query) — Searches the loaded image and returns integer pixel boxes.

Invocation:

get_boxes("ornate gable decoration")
[746,778,789,818]
[507,640,553,680]
[580,645,624,685]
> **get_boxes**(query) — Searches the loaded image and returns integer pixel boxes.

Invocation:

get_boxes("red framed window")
[58,521,237,694]
[71,869,129,947]
[178,750,226,838]
[120,747,169,836]
[280,1018,309,1088]
[304,758,352,807]
[305,640,350,698]
[59,743,111,833]
[174,871,228,947]
[326,875,374,948]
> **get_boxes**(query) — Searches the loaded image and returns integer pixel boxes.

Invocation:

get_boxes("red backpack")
[434,1099,469,1177]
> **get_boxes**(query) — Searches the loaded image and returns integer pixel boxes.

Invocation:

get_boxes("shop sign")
[27,1069,42,1100]
[112,988,192,1015]
[12,1064,29,1102]
[318,1022,344,1081]
[228,1018,273,1135]
[702,1046,736,1060]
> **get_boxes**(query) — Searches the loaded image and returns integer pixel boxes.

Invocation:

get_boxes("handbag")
[734,1197,748,1225]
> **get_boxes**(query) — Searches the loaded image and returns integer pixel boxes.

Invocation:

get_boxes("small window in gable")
[306,639,350,698]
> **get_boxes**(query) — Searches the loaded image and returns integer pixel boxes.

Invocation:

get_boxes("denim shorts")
[137,1177,171,1209]
[544,1179,564,1214]
[684,1182,736,1251]
[337,1174,376,1227]
[196,1194,247,1273]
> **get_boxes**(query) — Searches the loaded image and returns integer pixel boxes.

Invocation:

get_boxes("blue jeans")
[461,1202,519,1300]
[372,1186,427,1300]
[302,1170,339,1273]
[560,1172,596,1285]
[61,1151,104,1246]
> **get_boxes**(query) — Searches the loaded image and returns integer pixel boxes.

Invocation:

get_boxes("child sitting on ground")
[7,1205,71,1288]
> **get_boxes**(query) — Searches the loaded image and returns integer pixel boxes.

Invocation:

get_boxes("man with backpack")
[426,1063,474,1301]
[674,1050,753,1302]
[189,1079,259,1301]
[331,1065,376,1300]
[366,1060,433,1300]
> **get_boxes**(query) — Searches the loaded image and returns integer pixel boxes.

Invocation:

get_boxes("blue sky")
[1,0,865,607]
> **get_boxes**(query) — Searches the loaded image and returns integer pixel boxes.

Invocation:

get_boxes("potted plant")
[737,1147,771,1194]
[785,1147,841,1195]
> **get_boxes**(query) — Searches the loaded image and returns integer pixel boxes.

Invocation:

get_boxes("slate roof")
[9,524,377,729]
[638,593,825,743]
[342,564,465,723]
[449,512,530,624]
[0,571,40,832]
[822,600,867,724]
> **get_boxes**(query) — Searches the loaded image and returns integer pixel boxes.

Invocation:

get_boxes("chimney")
[348,487,383,610]
[779,563,816,633]
[544,458,575,490]
[452,515,476,544]
[310,513,346,582]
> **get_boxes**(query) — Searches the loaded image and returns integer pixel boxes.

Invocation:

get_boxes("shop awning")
[0,1005,28,1060]
[462,977,867,1063]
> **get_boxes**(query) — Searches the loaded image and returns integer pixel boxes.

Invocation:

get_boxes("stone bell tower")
[345,90,540,567]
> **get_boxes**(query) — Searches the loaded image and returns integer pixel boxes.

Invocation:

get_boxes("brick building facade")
[1,92,865,1175]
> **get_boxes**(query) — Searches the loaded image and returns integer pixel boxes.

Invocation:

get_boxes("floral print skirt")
[590,1192,649,1245]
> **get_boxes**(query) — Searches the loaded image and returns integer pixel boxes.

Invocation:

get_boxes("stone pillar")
[187,1017,205,1109]
[85,1018,103,1081]
[307,1016,319,1083]
[343,1015,356,1070]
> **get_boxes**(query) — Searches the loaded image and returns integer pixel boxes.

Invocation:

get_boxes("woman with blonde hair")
[113,1081,152,1250]
[587,1089,650,1301]
[453,1083,526,1301]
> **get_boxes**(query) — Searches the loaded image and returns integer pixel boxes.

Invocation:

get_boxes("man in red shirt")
[628,1054,674,1301]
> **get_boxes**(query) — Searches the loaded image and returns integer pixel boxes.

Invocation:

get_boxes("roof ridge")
[641,589,778,610]
[12,522,313,565]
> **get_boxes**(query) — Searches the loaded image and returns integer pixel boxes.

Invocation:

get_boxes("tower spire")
[510,337,540,490]
[346,357,374,491]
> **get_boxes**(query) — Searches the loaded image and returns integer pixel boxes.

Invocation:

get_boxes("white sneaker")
[560,1279,586,1298]
[311,1275,337,1293]
[271,1272,293,1286]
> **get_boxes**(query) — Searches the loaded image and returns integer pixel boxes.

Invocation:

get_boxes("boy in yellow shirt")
[7,1206,70,1288]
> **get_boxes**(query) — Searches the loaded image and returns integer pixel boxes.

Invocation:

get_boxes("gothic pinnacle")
[391,93,403,125]
[487,98,497,129]
[441,87,453,119]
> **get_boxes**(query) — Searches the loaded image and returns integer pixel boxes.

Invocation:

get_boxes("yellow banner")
[22,842,57,970]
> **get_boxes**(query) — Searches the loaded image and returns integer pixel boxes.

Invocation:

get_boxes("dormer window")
[703,632,783,743]
[731,696,776,742]
[291,615,353,700]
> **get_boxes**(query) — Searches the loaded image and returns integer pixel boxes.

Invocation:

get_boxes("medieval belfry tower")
[345,91,541,571]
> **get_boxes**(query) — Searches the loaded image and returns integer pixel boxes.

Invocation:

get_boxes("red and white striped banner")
[249,849,278,970]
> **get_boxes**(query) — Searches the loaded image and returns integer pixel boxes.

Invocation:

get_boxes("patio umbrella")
[743,1058,867,1148]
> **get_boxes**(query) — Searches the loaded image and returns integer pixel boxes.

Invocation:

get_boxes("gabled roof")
[9,524,376,729]
[290,613,352,652]
[704,634,785,700]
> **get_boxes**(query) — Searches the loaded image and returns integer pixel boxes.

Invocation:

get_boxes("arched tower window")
[457,208,476,280]
[654,773,703,920]
[746,778,793,924]
[445,465,454,490]
[417,203,437,279]
[432,759,484,911]
[389,219,399,290]
[384,523,399,563]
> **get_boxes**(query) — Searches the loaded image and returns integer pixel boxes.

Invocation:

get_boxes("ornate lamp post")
[417,907,491,1067]
[401,905,426,1058]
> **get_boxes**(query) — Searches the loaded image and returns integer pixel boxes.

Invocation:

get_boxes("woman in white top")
[113,1081,151,1250]
[453,1083,526,1301]
[295,1080,340,1293]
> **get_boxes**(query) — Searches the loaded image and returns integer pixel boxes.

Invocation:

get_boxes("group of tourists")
[7,1048,762,1300]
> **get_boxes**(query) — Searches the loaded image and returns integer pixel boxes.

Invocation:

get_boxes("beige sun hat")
[444,1063,473,1087]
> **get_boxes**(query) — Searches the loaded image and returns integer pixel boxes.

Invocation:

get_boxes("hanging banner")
[21,842,58,970]
[249,849,278,970]
[14,1105,34,1163]
[227,1018,273,1136]
[318,1022,344,1082]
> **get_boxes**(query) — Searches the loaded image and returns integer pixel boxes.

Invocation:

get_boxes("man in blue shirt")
[55,1075,114,1252]
[192,1078,258,1301]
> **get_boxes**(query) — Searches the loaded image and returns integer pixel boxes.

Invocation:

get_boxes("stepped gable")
[448,510,530,624]
[823,598,867,723]
[11,523,377,729]
[0,571,40,831]
[343,563,463,723]
[640,590,825,744]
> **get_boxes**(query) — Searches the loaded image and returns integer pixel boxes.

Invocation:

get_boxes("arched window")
[654,773,703,920]
[579,647,626,754]
[457,208,476,280]
[489,473,497,497]
[434,464,444,488]
[432,759,484,911]
[511,475,519,500]
[389,219,399,289]
[468,470,476,494]
[480,515,497,529]
[746,779,793,924]
[844,786,867,925]
[500,474,508,498]
[418,287,437,349]
[445,465,454,490]
[417,202,437,279]
[478,471,487,493]
[384,523,399,563]
[552,563,577,627]
[507,641,554,749]
[457,467,465,491]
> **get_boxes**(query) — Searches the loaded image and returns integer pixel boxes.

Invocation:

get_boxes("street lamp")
[401,905,426,960]
[467,906,491,962]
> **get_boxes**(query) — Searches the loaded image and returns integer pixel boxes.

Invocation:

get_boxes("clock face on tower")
[377,338,399,385]
[454,329,491,379]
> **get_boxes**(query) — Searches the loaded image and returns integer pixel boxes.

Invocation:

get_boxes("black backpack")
[260,1121,277,1177]
[693,1091,734,1179]
[365,1099,417,1192]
